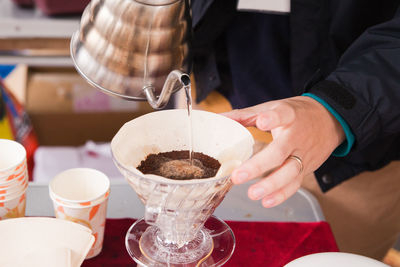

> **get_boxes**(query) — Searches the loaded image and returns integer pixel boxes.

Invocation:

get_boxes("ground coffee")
[137,150,221,180]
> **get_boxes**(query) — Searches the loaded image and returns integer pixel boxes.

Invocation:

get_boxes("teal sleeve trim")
[302,93,355,157]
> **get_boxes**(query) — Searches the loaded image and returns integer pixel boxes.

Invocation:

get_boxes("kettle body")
[71,0,192,108]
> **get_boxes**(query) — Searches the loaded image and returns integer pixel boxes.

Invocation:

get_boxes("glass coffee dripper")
[111,109,254,266]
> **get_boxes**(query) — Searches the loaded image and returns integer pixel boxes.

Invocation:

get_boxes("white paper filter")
[111,109,254,184]
[0,217,94,267]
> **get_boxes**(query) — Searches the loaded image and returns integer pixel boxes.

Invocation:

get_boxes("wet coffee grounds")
[137,150,221,180]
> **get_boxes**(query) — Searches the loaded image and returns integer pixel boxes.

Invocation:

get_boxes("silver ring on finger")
[288,155,304,175]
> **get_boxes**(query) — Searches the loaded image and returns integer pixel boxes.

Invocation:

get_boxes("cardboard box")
[6,66,155,146]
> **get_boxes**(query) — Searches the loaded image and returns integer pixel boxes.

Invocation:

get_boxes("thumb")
[255,102,295,131]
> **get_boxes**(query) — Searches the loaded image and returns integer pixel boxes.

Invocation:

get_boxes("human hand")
[222,96,345,208]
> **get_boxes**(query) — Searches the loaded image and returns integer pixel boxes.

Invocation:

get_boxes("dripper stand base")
[125,215,235,266]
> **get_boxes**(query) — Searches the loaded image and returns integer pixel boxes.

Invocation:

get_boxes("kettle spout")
[143,70,190,110]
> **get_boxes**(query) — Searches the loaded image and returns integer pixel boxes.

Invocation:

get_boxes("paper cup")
[0,139,26,180]
[49,190,110,209]
[0,169,28,188]
[0,162,26,184]
[49,168,110,259]
[0,182,28,199]
[0,192,26,220]
[0,139,27,221]
[52,197,109,259]
[49,168,110,205]
[0,161,26,182]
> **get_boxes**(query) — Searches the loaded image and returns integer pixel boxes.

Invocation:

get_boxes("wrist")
[302,93,354,156]
[301,96,345,148]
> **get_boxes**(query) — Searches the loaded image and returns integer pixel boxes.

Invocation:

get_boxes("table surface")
[26,181,325,222]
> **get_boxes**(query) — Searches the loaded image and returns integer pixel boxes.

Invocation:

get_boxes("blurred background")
[0,0,156,146]
[0,0,164,185]
[0,0,399,265]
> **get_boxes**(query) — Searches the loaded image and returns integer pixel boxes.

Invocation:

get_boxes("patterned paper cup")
[49,168,110,205]
[51,197,109,259]
[0,160,26,183]
[0,171,28,196]
[0,181,28,199]
[0,191,26,220]
[0,162,26,185]
[0,139,26,181]
[0,169,28,188]
[49,168,110,258]
[49,189,110,209]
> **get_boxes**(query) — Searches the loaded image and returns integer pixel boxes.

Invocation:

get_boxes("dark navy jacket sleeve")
[191,0,400,191]
[308,7,400,151]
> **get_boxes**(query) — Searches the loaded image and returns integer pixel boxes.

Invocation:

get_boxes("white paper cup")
[52,197,109,259]
[0,139,26,180]
[0,170,28,190]
[0,162,26,184]
[49,189,110,209]
[0,181,28,198]
[49,168,110,258]
[49,168,110,205]
[0,185,28,203]
[0,191,26,220]
[0,170,28,192]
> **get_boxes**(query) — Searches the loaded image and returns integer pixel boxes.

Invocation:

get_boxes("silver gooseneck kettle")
[70,0,191,109]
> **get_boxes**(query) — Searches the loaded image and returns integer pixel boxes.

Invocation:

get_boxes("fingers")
[231,137,292,184]
[255,103,296,131]
[224,98,309,208]
[220,109,259,127]
[260,175,302,208]
[222,102,296,130]
[247,157,302,201]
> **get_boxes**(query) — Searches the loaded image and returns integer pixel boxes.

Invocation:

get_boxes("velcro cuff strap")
[303,93,355,156]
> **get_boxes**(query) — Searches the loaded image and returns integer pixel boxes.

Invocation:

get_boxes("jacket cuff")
[306,80,380,149]
[302,93,355,156]
[314,157,358,192]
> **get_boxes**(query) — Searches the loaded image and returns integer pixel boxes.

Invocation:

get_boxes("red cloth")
[83,219,338,267]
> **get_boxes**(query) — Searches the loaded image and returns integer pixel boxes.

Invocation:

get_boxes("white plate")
[285,252,389,267]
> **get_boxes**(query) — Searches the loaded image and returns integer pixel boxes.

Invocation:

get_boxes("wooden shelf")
[0,0,79,39]
[0,0,78,66]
